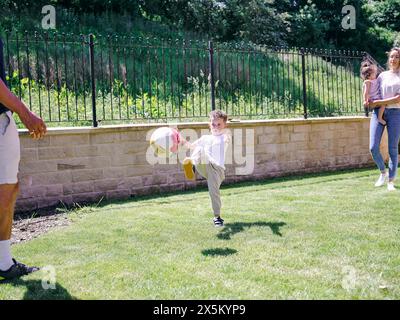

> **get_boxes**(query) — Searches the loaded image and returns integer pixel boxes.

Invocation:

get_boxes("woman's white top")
[378,70,400,108]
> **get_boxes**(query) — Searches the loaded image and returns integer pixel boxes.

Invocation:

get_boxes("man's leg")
[0,182,40,280]
[0,183,19,271]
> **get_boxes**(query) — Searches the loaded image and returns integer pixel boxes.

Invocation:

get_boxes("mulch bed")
[11,211,71,245]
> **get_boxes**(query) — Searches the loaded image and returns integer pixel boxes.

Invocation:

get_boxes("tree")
[366,0,400,31]
[288,1,329,48]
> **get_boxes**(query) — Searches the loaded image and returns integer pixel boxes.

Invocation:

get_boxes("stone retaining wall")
[15,117,385,212]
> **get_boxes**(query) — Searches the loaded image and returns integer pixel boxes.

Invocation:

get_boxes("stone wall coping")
[18,116,369,136]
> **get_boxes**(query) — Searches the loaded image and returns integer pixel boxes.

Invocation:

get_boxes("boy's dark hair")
[360,63,377,80]
[210,110,228,122]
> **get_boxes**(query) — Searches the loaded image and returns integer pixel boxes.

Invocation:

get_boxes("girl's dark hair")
[360,63,377,80]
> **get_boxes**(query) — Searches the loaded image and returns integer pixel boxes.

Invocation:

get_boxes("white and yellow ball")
[150,127,181,158]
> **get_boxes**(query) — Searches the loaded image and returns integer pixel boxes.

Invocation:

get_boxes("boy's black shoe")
[213,216,224,227]
[0,259,40,281]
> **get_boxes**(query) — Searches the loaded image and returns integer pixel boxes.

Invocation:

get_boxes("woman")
[368,47,400,191]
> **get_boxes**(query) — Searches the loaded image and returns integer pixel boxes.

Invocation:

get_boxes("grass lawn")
[1,167,399,300]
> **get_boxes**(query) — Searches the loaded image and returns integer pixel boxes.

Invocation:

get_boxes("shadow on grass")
[5,279,77,300]
[201,248,238,257]
[218,221,287,240]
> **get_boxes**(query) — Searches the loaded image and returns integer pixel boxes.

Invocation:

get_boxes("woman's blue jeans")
[369,108,400,180]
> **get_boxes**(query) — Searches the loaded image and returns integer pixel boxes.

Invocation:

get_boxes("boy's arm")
[224,132,232,145]
[180,139,193,149]
[180,137,201,150]
[0,78,47,139]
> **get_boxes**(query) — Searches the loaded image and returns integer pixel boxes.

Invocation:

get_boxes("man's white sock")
[0,240,14,271]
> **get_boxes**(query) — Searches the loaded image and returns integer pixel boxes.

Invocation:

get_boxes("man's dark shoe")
[0,259,40,281]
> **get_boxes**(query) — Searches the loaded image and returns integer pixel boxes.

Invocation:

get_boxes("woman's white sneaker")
[387,182,396,191]
[375,173,388,187]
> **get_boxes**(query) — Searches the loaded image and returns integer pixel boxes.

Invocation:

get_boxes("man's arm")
[0,78,47,139]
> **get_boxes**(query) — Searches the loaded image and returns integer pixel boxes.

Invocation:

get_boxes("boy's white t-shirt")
[193,133,230,169]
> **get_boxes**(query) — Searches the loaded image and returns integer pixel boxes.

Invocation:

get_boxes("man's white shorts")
[0,111,20,184]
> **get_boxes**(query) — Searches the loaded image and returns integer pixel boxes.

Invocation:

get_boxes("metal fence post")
[0,37,6,83]
[209,40,216,111]
[0,37,9,114]
[301,48,308,119]
[362,52,372,118]
[89,34,98,127]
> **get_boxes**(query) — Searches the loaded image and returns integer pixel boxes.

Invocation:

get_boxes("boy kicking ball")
[181,110,231,227]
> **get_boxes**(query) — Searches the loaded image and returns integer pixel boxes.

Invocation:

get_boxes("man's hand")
[0,78,47,139]
[19,110,47,140]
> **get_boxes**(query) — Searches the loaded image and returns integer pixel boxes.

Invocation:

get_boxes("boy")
[181,110,230,227]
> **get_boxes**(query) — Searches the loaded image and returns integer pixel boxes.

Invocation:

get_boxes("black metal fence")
[0,31,372,126]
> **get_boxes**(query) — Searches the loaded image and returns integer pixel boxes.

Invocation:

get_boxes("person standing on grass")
[0,77,47,281]
[180,110,231,227]
[367,47,400,191]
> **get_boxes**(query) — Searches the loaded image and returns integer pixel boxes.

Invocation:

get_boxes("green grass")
[1,167,399,300]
